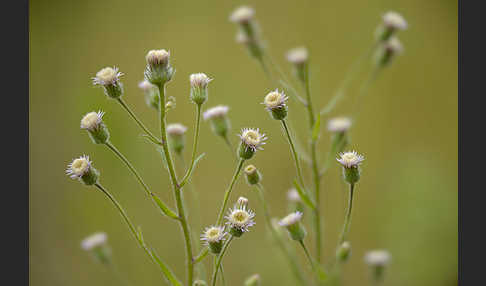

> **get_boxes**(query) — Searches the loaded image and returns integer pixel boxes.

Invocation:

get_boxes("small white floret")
[337,150,364,168]
[383,11,407,30]
[81,232,107,251]
[279,211,303,227]
[66,155,91,179]
[327,117,352,133]
[364,250,391,266]
[80,111,104,131]
[230,6,255,24]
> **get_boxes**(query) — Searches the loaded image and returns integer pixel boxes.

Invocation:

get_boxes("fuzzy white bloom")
[200,226,227,245]
[337,151,364,168]
[279,211,303,227]
[66,155,91,179]
[287,189,301,202]
[263,89,288,111]
[327,117,352,133]
[237,196,249,208]
[383,11,407,30]
[230,6,255,24]
[138,80,155,92]
[80,111,104,131]
[384,37,404,54]
[92,67,123,86]
[190,73,212,89]
[286,47,308,65]
[81,232,107,251]
[203,105,229,121]
[239,128,267,151]
[146,49,170,66]
[365,250,391,266]
[226,204,256,233]
[167,123,187,136]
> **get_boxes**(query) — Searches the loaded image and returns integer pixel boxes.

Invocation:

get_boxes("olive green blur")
[30,0,457,285]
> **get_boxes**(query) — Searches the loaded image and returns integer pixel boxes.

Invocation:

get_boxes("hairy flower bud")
[263,89,288,120]
[201,226,227,254]
[66,155,100,186]
[81,111,110,144]
[365,250,391,282]
[204,105,230,138]
[244,164,261,185]
[286,47,308,83]
[138,80,159,110]
[337,151,364,185]
[92,67,124,99]
[238,128,267,159]
[190,73,212,105]
[279,211,306,241]
[167,123,188,155]
[144,49,174,85]
[81,232,111,264]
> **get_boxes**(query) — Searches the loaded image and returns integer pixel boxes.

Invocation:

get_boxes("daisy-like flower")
[279,211,306,241]
[225,203,256,237]
[66,155,99,185]
[201,225,227,254]
[337,151,364,169]
[81,232,108,251]
[279,211,303,228]
[383,11,408,30]
[286,47,308,65]
[384,37,404,54]
[365,250,391,266]
[327,117,352,133]
[81,111,105,131]
[229,6,255,24]
[263,89,289,120]
[92,67,123,87]
[239,128,267,152]
[203,105,229,121]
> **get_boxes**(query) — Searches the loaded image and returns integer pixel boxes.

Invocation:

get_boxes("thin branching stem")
[180,104,202,187]
[216,158,245,225]
[116,98,161,145]
[281,120,307,192]
[339,183,355,244]
[211,236,234,286]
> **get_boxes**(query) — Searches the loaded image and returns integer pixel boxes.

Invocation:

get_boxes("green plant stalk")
[299,240,326,285]
[215,158,245,225]
[351,66,381,120]
[339,183,355,244]
[281,120,307,193]
[180,104,202,187]
[116,97,161,145]
[104,141,177,219]
[255,183,306,285]
[211,235,234,286]
[93,183,181,286]
[157,83,194,285]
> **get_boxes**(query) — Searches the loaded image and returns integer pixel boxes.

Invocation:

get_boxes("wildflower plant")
[65,5,407,286]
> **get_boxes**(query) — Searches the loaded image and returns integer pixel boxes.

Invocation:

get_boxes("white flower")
[80,111,104,131]
[190,73,212,89]
[146,49,170,66]
[286,47,308,65]
[200,226,227,245]
[138,80,155,92]
[384,37,404,54]
[237,196,249,208]
[225,204,256,233]
[167,123,187,136]
[364,250,391,266]
[238,128,267,152]
[327,117,352,133]
[203,105,229,121]
[278,211,303,227]
[263,89,288,111]
[92,67,123,86]
[230,6,255,24]
[383,11,407,30]
[287,189,301,202]
[337,150,364,168]
[81,232,107,251]
[66,155,91,179]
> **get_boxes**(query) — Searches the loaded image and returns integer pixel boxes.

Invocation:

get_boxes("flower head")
[244,164,261,185]
[144,49,174,85]
[226,203,256,236]
[286,47,308,65]
[337,151,364,168]
[263,89,288,111]
[146,49,170,67]
[365,250,391,266]
[138,80,155,92]
[383,11,407,30]
[230,6,255,24]
[81,232,107,251]
[92,67,123,86]
[167,123,188,136]
[279,211,306,241]
[327,117,352,133]
[287,188,301,202]
[203,105,229,121]
[238,128,267,152]
[200,226,227,245]
[237,196,249,208]
[80,111,105,131]
[66,155,92,179]
[190,73,212,89]
[279,211,303,227]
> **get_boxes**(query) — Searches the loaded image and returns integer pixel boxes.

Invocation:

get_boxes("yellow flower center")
[232,210,249,223]
[342,153,357,162]
[264,91,282,108]
[96,67,117,82]
[243,130,260,145]
[72,159,89,175]
[206,228,220,238]
[244,165,256,174]
[81,112,100,129]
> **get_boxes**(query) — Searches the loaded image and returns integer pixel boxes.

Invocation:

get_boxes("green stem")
[193,248,209,264]
[281,120,306,191]
[180,104,202,187]
[157,83,194,285]
[116,98,161,145]
[216,158,245,225]
[299,240,325,285]
[303,63,315,128]
[223,135,234,155]
[93,183,181,285]
[107,262,132,286]
[211,236,234,286]
[351,66,381,120]
[339,184,355,244]
[255,184,306,285]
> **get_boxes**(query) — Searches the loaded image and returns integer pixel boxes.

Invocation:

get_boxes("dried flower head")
[365,250,391,266]
[238,128,267,152]
[92,67,123,86]
[337,151,364,168]
[167,123,188,136]
[286,47,308,65]
[80,111,104,131]
[383,11,407,30]
[287,188,301,202]
[279,211,303,227]
[226,203,256,237]
[146,49,170,67]
[66,155,92,179]
[327,117,352,133]
[230,6,255,24]
[81,232,107,251]
[203,105,229,121]
[263,89,288,111]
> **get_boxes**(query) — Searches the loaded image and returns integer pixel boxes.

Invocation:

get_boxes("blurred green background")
[30,0,457,285]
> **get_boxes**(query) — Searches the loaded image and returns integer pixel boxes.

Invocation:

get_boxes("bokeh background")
[30,0,457,285]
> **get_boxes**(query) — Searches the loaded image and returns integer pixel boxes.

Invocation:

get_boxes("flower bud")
[190,73,212,105]
[230,6,264,60]
[236,30,264,60]
[92,67,124,99]
[365,250,391,282]
[203,105,230,138]
[138,80,159,110]
[336,241,351,263]
[80,111,110,144]
[201,226,227,254]
[337,151,364,185]
[225,202,256,237]
[81,232,111,264]
[238,128,267,160]
[144,49,174,85]
[374,37,403,68]
[376,11,407,42]
[328,117,352,154]
[193,280,207,286]
[287,188,304,212]
[244,164,261,185]
[279,211,306,241]
[244,274,261,286]
[237,196,249,208]
[263,89,288,120]
[167,123,188,155]
[66,155,100,186]
[286,47,308,83]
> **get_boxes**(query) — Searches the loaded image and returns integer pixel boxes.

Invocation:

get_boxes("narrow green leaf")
[312,113,321,141]
[150,248,183,286]
[293,179,315,209]
[180,153,206,187]
[151,193,179,220]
